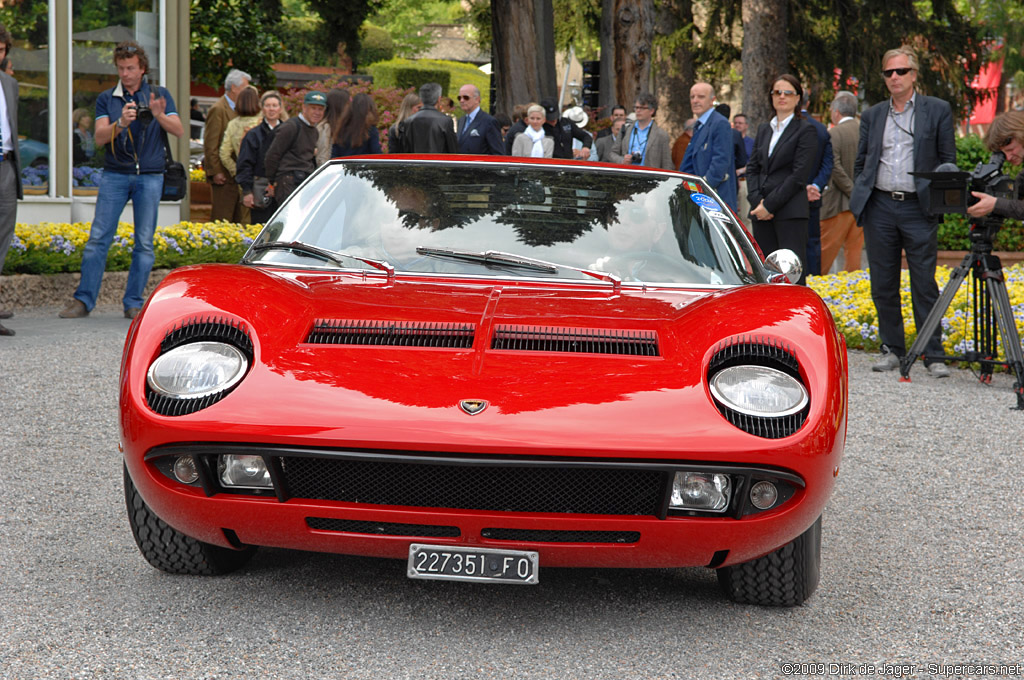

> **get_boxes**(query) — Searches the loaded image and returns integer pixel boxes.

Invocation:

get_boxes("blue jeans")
[75,171,163,311]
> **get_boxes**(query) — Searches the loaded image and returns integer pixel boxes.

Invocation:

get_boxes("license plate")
[407,544,539,584]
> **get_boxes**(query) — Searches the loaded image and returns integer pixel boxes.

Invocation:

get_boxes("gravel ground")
[1,305,1022,680]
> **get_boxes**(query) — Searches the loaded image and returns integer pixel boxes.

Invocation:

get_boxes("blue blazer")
[457,110,504,155]
[679,110,737,211]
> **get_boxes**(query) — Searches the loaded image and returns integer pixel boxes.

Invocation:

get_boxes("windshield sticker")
[690,193,721,211]
[684,181,701,192]
[704,210,730,220]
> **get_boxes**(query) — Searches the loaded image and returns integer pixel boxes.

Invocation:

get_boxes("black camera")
[630,154,643,165]
[915,152,1015,215]
[135,101,153,125]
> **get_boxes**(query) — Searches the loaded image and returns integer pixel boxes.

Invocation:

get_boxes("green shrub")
[359,24,395,67]
[275,16,332,66]
[369,59,451,94]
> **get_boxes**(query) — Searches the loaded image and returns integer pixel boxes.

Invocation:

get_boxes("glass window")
[0,3,51,195]
[252,161,767,287]
[71,0,160,194]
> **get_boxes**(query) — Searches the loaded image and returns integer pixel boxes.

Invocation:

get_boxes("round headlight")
[709,365,808,417]
[147,342,248,400]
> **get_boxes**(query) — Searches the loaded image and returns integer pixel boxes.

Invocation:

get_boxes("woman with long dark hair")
[317,88,351,166]
[745,73,818,284]
[332,92,382,157]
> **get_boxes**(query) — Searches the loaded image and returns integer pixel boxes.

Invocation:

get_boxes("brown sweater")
[264,115,319,183]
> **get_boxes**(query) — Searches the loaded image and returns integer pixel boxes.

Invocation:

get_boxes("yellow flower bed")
[190,167,206,182]
[4,220,264,275]
[808,265,1024,356]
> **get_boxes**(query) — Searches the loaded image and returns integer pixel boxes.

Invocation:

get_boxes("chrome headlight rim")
[708,364,809,418]
[146,341,249,401]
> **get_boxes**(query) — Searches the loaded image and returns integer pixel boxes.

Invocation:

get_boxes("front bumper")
[127,444,832,569]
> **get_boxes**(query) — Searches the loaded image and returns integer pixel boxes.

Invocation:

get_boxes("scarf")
[524,126,546,158]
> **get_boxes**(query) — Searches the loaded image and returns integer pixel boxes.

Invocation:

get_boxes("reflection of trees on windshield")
[348,164,663,247]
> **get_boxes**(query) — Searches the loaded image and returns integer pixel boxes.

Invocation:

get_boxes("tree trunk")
[741,0,788,129]
[491,0,557,116]
[652,0,696,139]
[612,0,655,111]
[599,0,617,115]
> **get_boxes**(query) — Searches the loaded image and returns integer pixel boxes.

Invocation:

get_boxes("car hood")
[126,264,845,458]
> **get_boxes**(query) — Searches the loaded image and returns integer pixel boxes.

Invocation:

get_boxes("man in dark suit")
[680,82,736,211]
[0,24,22,335]
[456,84,502,155]
[402,83,457,154]
[851,46,955,377]
[802,93,834,276]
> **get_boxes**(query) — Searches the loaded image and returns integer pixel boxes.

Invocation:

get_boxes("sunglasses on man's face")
[457,95,473,101]
[882,67,914,78]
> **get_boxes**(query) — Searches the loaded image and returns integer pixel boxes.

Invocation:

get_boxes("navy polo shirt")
[95,79,179,174]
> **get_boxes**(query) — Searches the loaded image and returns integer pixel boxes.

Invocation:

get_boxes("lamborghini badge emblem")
[459,400,488,415]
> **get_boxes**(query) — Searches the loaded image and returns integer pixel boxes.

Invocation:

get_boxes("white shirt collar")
[770,113,795,132]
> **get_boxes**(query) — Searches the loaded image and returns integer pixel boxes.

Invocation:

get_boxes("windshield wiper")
[416,247,558,273]
[415,247,620,291]
[248,240,394,279]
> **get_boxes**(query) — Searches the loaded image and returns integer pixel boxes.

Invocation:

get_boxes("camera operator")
[967,111,1024,220]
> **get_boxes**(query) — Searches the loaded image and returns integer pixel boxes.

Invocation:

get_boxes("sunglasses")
[882,67,914,78]
[770,89,797,97]
[457,95,473,101]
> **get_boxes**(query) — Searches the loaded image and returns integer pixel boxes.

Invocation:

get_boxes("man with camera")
[59,40,183,320]
[967,112,1024,221]
[609,92,674,171]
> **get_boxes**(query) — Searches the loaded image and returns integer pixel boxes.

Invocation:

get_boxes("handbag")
[252,177,271,207]
[160,129,187,202]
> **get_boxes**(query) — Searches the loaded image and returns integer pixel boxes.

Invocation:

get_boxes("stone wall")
[0,270,171,309]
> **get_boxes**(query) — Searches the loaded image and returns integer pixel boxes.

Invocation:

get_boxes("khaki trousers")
[820,210,864,272]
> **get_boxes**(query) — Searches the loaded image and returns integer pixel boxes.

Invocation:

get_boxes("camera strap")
[888,101,915,139]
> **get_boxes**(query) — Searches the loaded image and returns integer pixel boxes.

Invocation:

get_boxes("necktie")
[693,121,703,137]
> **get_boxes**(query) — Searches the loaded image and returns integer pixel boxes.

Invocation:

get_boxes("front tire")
[124,464,256,575]
[716,515,822,606]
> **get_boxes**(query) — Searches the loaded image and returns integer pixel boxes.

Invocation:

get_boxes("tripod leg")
[985,277,1024,410]
[899,254,972,380]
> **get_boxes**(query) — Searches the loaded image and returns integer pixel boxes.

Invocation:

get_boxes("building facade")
[2,0,190,225]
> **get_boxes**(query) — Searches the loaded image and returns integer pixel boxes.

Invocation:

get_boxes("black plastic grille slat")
[707,336,808,439]
[280,458,664,516]
[481,528,640,543]
[306,320,475,348]
[146,317,253,417]
[492,325,659,356]
[306,518,460,538]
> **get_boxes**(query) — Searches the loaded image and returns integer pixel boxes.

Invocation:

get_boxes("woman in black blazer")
[745,74,818,284]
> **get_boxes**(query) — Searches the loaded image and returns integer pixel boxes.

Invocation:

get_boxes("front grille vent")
[708,336,808,439]
[147,317,253,417]
[481,528,640,544]
[492,325,659,356]
[306,319,475,348]
[306,518,460,538]
[281,457,664,516]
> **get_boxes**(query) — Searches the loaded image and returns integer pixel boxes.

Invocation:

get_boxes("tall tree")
[611,0,656,109]
[651,0,697,136]
[490,0,557,115]
[190,0,278,88]
[741,0,787,128]
[307,0,382,70]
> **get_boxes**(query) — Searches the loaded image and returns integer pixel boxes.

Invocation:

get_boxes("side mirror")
[765,249,803,284]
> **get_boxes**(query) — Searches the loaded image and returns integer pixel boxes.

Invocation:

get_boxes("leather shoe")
[0,309,12,319]
[59,299,89,318]
[926,362,951,378]
[0,322,13,336]
[872,352,900,372]
[124,307,141,320]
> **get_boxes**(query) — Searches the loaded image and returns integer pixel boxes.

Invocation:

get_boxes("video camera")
[915,152,1015,216]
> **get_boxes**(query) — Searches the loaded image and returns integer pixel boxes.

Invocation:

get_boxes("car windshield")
[246,160,766,286]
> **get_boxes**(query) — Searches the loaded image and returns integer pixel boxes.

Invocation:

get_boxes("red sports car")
[122,156,846,606]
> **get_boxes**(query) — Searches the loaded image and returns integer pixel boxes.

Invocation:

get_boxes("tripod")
[898,220,1024,409]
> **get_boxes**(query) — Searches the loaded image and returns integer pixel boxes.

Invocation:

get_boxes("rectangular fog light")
[219,454,273,489]
[670,472,731,512]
